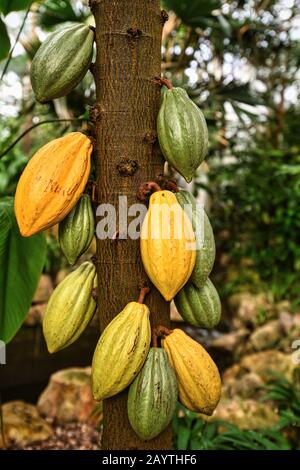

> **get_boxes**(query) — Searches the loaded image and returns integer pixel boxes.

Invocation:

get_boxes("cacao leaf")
[0,197,46,342]
[0,1,33,15]
[38,0,83,28]
[162,0,221,27]
[0,17,10,62]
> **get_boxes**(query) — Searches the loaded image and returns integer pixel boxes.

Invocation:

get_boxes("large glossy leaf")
[162,0,221,26]
[38,0,86,28]
[0,0,33,15]
[0,197,46,343]
[217,83,263,106]
[0,16,10,61]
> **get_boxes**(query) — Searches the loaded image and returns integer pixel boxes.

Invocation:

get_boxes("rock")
[292,313,300,329]
[222,363,241,382]
[210,329,249,353]
[221,350,296,402]
[276,300,291,314]
[281,313,300,337]
[240,350,295,382]
[170,301,183,322]
[279,314,300,352]
[210,397,278,430]
[24,303,47,326]
[32,275,53,303]
[229,292,271,328]
[0,401,53,448]
[279,312,294,334]
[37,367,100,424]
[249,320,281,351]
[222,372,264,399]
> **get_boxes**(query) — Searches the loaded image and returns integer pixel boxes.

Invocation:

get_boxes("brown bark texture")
[91,0,172,450]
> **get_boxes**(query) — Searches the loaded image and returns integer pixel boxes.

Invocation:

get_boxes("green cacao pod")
[127,347,178,440]
[157,86,208,182]
[92,298,151,400]
[30,24,94,103]
[43,262,97,353]
[59,194,94,265]
[176,190,215,288]
[175,278,221,328]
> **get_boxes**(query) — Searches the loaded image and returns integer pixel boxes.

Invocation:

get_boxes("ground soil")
[7,423,100,450]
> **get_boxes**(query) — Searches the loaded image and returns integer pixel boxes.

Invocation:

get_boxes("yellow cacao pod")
[43,262,97,353]
[162,328,221,415]
[92,298,151,400]
[140,190,196,301]
[14,132,92,237]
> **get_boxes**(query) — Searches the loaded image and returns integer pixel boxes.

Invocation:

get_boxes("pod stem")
[164,180,179,192]
[137,287,150,304]
[91,181,97,203]
[155,325,172,338]
[91,288,98,302]
[155,76,173,90]
[137,181,162,201]
[151,329,158,348]
[91,255,97,266]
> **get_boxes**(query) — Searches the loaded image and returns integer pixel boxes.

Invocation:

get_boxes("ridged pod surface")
[140,190,196,301]
[162,329,221,415]
[176,190,215,288]
[175,278,221,328]
[30,24,94,103]
[92,302,151,400]
[157,87,208,182]
[59,194,94,264]
[14,132,92,237]
[43,262,97,353]
[127,348,178,440]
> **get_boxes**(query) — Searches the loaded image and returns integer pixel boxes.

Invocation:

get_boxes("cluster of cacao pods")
[140,80,220,327]
[132,77,222,438]
[15,26,97,349]
[20,20,223,442]
[90,287,221,441]
[14,130,97,350]
[15,25,97,256]
[126,326,221,440]
[90,292,221,441]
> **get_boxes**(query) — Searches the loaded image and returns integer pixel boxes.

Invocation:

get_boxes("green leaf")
[163,0,221,27]
[217,83,263,106]
[38,0,85,29]
[217,14,232,37]
[0,0,33,15]
[0,16,10,61]
[0,197,46,343]
[176,425,191,450]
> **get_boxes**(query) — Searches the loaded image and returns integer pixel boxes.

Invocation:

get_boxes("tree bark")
[91,0,172,450]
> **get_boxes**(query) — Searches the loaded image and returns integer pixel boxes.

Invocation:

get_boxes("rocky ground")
[7,423,99,450]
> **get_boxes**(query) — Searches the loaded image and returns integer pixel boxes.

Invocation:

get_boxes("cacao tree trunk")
[91,0,172,450]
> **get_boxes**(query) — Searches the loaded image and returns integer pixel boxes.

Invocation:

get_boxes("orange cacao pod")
[14,132,92,237]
